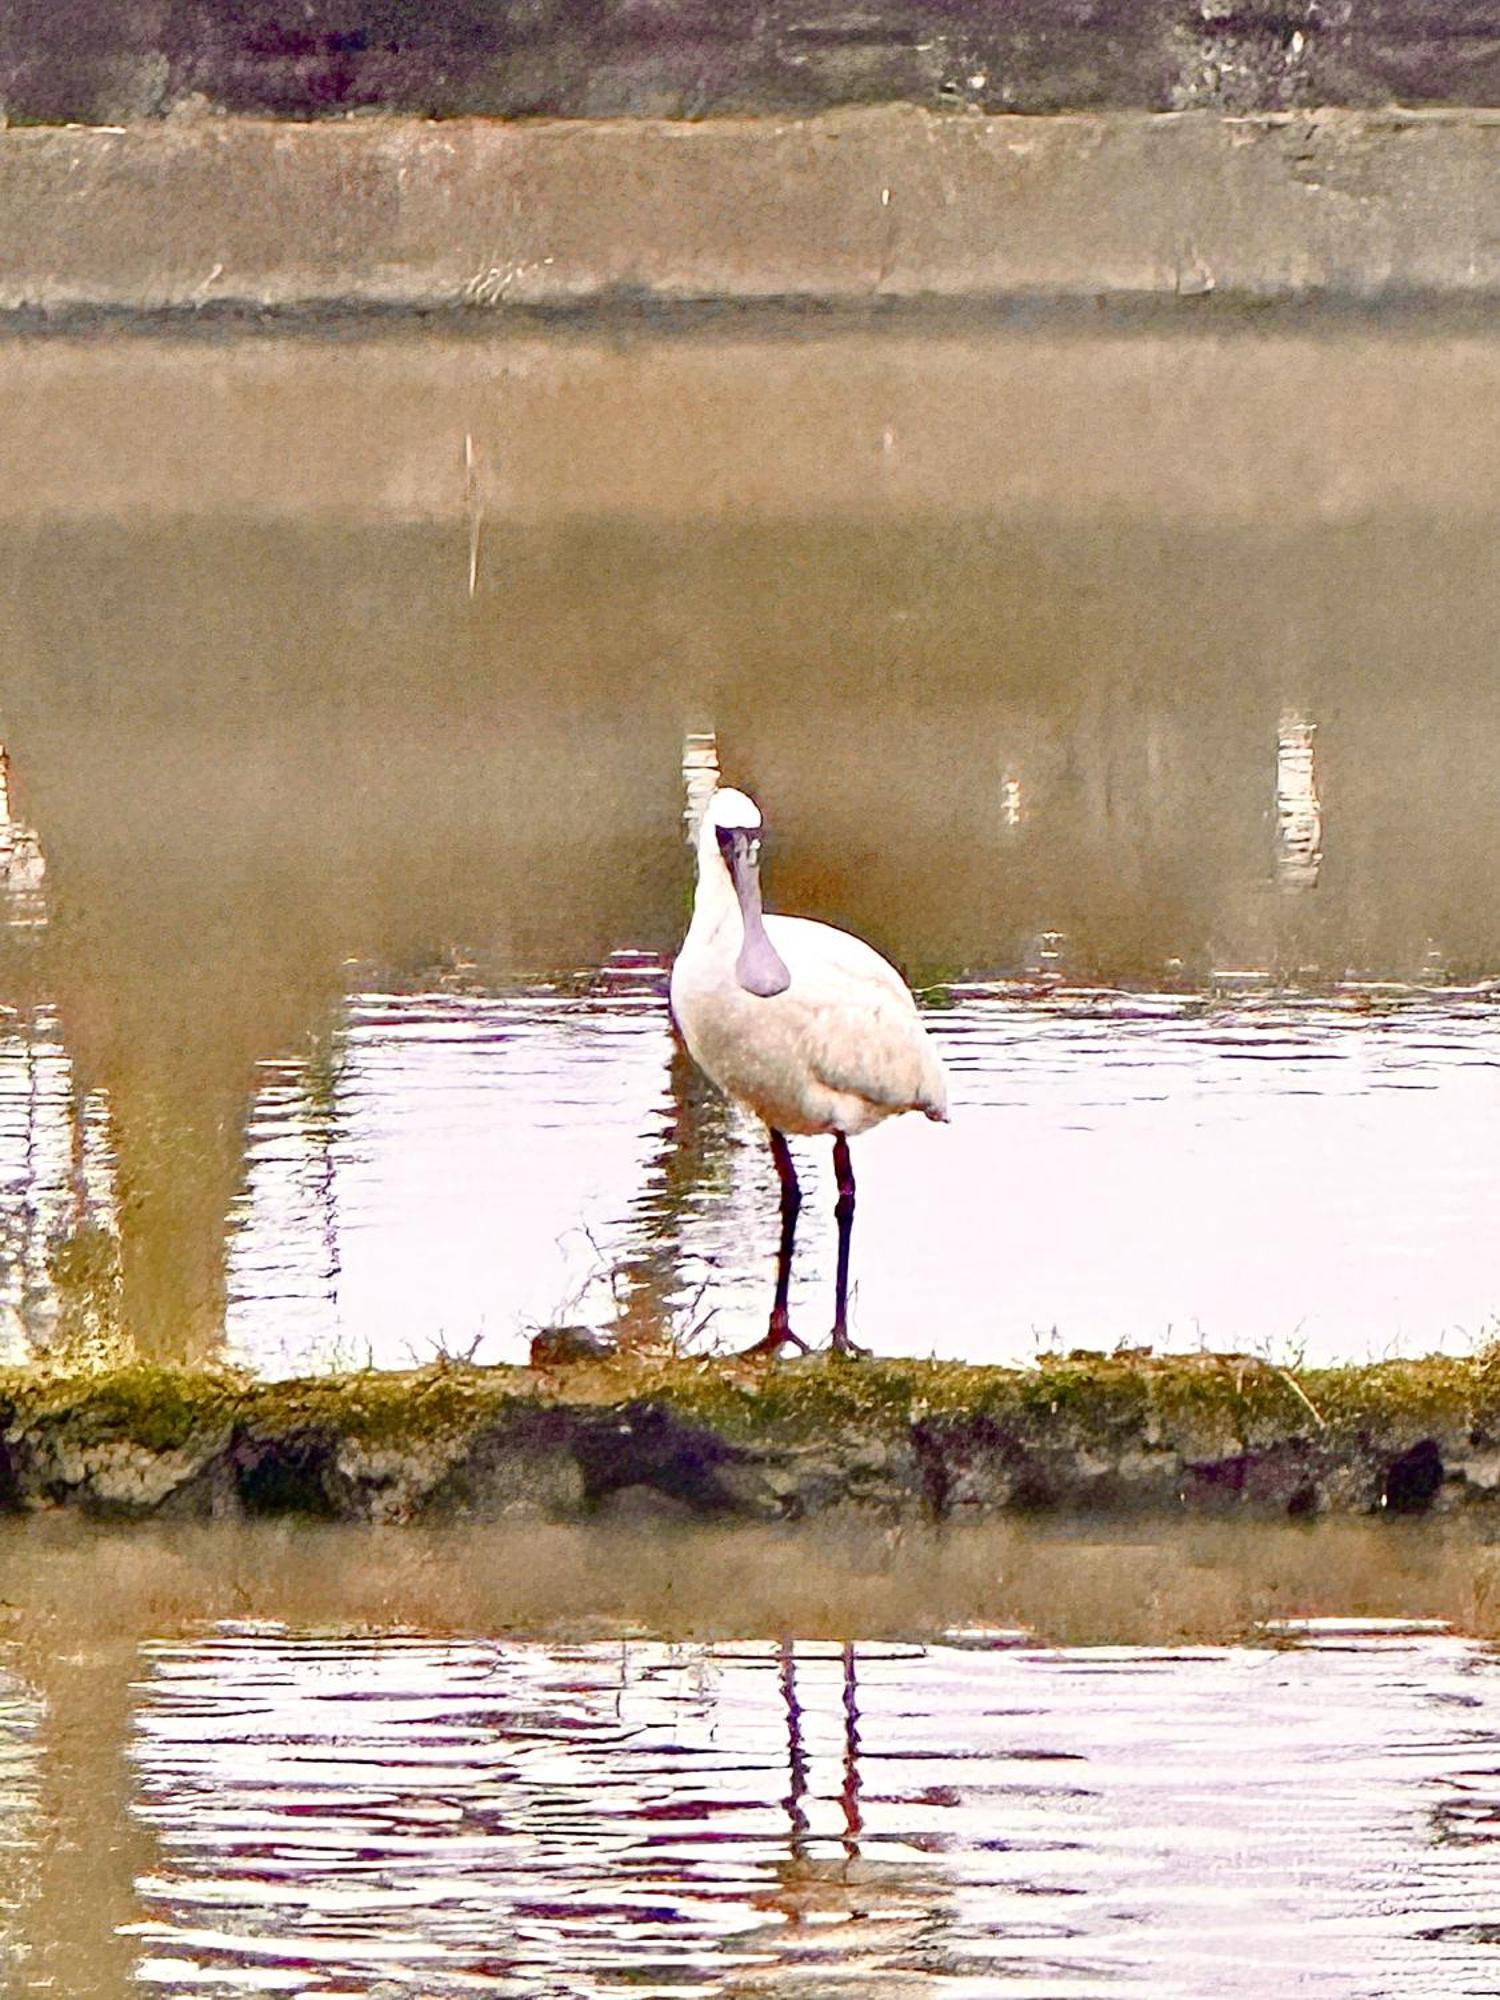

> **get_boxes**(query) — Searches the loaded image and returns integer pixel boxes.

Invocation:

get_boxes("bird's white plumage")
[700,786,762,832]
[670,792,949,1138]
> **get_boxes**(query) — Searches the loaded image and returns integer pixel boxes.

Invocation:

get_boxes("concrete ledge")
[8,108,1500,312]
[3,1350,1498,1524]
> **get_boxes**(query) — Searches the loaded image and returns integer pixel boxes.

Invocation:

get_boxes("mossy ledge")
[3,1350,1500,1525]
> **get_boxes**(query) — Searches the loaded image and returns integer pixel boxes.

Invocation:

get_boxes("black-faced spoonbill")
[669,787,949,1356]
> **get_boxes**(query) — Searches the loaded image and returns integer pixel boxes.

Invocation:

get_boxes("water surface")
[10,1518,1500,1997]
[222,980,1500,1369]
[5,317,1500,1367]
[10,1617,1500,1997]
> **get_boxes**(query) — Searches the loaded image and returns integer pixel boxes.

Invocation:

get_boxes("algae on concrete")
[3,1347,1500,1524]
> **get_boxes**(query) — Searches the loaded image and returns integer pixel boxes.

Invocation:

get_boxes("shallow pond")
[216,979,1500,1368]
[4,311,1500,1368]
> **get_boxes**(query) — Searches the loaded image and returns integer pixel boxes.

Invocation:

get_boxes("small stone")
[529,1325,617,1369]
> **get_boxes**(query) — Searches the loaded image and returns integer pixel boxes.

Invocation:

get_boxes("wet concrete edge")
[10,108,1500,313]
[3,1352,1499,1525]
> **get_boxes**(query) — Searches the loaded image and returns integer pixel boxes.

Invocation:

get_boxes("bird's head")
[701,787,764,880]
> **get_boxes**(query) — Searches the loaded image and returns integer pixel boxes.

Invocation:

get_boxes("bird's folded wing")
[802,987,934,1110]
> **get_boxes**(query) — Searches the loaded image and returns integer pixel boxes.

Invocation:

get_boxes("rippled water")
[6,973,1500,1368]
[0,1627,1481,1995]
[0,1666,39,1900]
[227,980,1500,1368]
[8,1520,1500,1997]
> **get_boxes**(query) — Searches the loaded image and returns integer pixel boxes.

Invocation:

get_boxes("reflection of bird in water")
[670,788,948,1357]
[726,1640,947,1996]
[612,1029,732,1349]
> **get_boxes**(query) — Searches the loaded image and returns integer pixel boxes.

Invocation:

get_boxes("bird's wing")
[805,990,940,1111]
[763,915,943,1113]
[764,915,920,1013]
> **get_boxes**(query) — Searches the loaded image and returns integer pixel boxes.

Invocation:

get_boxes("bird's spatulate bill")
[726,836,791,998]
[736,929,792,998]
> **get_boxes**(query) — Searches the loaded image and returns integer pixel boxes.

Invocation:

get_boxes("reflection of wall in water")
[0,736,121,1364]
[226,1044,345,1372]
[0,1666,42,1982]
[0,1020,77,1360]
[6,515,1500,991]
[659,515,1500,980]
[0,1019,123,1365]
[0,740,121,1362]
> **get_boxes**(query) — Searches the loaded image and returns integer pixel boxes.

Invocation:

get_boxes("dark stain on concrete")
[1382,1437,1446,1515]
[1180,1441,1333,1518]
[7,0,1500,127]
[0,1398,19,1516]
[234,1427,348,1518]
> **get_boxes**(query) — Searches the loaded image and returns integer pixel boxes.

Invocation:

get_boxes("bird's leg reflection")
[841,1641,863,1865]
[740,1129,809,1357]
[779,1637,810,1871]
[830,1135,869,1357]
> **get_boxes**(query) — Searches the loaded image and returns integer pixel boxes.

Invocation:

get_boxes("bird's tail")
[919,1073,951,1123]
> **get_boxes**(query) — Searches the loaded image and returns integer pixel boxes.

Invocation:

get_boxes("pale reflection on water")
[0,1662,41,1993]
[96,1626,1500,1998]
[9,1521,1500,1996]
[215,980,1500,1371]
[3,964,1500,1369]
[0,1663,39,1866]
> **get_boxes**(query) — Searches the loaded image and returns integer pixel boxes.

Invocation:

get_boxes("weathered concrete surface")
[6,0,1500,125]
[3,1350,1500,1524]
[8,109,1500,313]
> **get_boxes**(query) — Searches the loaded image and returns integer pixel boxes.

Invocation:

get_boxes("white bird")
[670,787,949,1356]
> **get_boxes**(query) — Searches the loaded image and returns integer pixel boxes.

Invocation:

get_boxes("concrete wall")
[7,107,1500,312]
[5,0,1500,125]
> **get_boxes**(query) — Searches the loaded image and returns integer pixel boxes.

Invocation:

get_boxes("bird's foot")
[828,1326,871,1361]
[738,1308,810,1361]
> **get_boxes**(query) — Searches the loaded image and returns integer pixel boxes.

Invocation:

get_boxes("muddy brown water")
[7,305,1500,1993]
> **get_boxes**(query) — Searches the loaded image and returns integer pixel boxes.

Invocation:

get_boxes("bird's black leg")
[739,1129,809,1357]
[829,1135,868,1357]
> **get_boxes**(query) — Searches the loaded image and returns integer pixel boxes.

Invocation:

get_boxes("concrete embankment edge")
[1,1353,1496,1524]
[8,107,1500,312]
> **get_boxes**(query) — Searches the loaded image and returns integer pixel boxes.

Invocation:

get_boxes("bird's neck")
[687,851,742,944]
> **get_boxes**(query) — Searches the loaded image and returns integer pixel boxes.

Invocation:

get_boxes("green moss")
[0,1358,543,1455]
[649,1346,1500,1452]
[0,1363,245,1452]
[1301,1352,1500,1439]
[2,1346,1497,1465]
[653,1356,971,1440]
[242,1366,537,1447]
